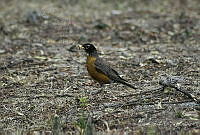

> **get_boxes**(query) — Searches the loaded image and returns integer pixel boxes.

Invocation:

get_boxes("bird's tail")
[117,79,136,89]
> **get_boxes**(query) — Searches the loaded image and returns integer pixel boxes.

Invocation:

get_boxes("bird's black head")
[81,43,97,56]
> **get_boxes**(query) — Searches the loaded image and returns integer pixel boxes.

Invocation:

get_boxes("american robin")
[79,43,136,89]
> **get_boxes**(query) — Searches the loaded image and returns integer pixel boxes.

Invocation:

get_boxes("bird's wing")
[94,58,127,82]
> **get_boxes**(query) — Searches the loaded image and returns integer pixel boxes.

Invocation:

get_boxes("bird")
[79,43,136,89]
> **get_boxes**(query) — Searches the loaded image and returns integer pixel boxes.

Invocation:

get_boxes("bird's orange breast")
[86,56,110,84]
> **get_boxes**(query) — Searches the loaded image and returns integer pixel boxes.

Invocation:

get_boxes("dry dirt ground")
[0,0,200,135]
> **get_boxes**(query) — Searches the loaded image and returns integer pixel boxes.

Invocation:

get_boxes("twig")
[54,93,74,98]
[0,58,34,70]
[117,86,163,97]
[159,76,198,103]
[9,93,74,99]
[104,99,195,108]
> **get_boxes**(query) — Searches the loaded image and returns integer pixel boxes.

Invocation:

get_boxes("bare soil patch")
[0,0,200,134]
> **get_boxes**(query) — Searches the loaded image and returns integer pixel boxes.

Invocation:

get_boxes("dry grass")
[0,0,200,134]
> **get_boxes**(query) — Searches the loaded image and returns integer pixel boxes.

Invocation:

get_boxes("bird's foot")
[89,89,103,95]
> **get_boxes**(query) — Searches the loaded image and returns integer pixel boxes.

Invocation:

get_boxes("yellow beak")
[78,44,84,49]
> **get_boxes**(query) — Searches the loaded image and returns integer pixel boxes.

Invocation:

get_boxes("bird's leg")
[98,83,104,88]
[94,83,104,93]
[93,83,105,94]
[88,82,104,95]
